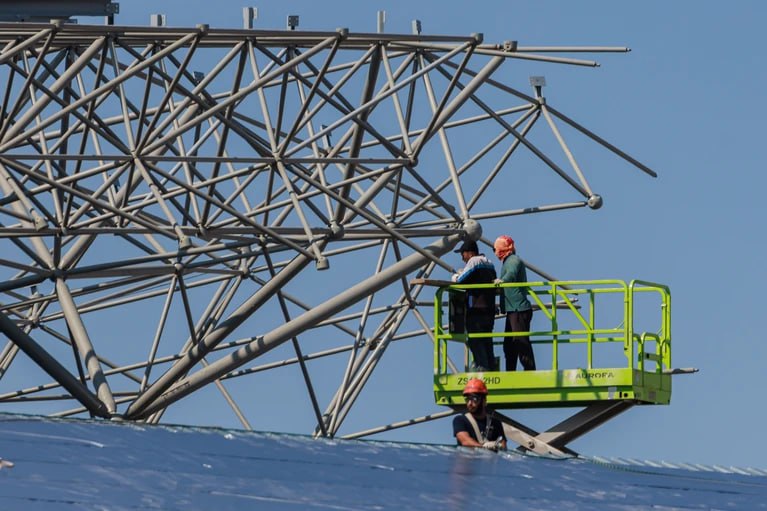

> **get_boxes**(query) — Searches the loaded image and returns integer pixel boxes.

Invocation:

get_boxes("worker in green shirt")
[494,235,536,371]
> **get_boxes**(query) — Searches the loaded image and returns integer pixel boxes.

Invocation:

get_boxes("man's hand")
[482,441,499,452]
[493,278,502,285]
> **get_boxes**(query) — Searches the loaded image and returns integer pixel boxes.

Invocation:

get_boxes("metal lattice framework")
[0,21,655,437]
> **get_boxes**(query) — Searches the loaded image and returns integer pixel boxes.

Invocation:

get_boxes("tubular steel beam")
[0,310,110,417]
[342,410,456,440]
[55,278,116,412]
[129,232,462,419]
[0,21,658,442]
[125,248,319,419]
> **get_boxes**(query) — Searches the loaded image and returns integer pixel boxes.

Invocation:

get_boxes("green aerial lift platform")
[420,279,693,456]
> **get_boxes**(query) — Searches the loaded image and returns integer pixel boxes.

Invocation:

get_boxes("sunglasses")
[464,394,484,403]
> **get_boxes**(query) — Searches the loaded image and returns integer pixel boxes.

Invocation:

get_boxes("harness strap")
[463,413,485,443]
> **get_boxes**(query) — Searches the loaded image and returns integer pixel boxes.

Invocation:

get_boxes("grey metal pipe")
[341,410,455,439]
[2,36,106,144]
[130,232,462,419]
[55,278,116,412]
[0,310,109,417]
[0,28,54,66]
[412,55,504,155]
[125,247,319,418]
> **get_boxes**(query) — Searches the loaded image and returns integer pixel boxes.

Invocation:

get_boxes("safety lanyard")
[463,413,486,443]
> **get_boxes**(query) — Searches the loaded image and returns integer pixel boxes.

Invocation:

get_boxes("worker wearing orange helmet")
[452,378,507,451]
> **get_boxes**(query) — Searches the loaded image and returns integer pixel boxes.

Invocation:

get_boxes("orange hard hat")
[462,378,488,395]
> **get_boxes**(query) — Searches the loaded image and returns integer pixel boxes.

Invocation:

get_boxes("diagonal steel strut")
[0,310,110,418]
[128,232,464,419]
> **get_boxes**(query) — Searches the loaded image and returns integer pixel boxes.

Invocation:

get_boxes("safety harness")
[463,412,494,443]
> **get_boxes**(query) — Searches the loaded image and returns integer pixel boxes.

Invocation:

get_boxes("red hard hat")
[462,378,488,395]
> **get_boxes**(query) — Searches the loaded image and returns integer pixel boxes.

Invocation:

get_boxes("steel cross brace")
[494,401,635,456]
[0,310,111,418]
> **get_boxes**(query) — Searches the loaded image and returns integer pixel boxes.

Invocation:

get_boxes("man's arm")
[458,431,505,451]
[455,431,483,448]
[454,415,483,448]
[453,256,492,283]
[452,263,472,283]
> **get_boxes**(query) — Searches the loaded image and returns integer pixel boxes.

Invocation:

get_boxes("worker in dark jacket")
[494,235,536,371]
[453,378,506,451]
[452,240,497,371]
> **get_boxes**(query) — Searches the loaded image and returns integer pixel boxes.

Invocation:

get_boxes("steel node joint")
[461,218,482,242]
[32,215,48,231]
[336,27,349,40]
[328,221,344,240]
[502,40,518,52]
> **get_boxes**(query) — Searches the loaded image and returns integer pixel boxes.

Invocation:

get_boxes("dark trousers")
[466,309,496,371]
[504,309,535,371]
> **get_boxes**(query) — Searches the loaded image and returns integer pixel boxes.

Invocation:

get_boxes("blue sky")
[53,0,766,467]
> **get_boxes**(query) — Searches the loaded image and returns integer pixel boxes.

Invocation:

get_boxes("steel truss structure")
[0,21,656,438]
